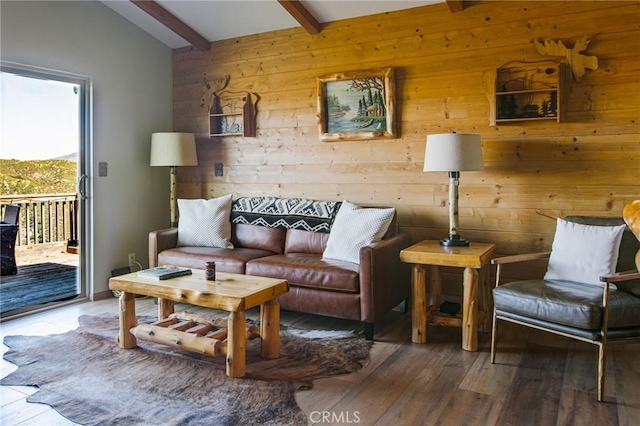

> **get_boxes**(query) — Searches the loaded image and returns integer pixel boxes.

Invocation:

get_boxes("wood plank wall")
[172,1,639,285]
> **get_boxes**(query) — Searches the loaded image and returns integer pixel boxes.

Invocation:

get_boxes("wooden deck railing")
[1,193,78,247]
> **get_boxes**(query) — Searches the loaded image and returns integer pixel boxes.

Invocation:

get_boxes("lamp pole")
[170,165,178,228]
[442,171,468,247]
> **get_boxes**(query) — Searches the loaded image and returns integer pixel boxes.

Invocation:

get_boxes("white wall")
[1,1,173,295]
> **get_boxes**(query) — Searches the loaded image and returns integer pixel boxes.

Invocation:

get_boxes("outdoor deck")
[14,241,78,268]
[1,242,80,317]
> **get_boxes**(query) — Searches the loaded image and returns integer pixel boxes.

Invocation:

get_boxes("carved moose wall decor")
[534,36,598,82]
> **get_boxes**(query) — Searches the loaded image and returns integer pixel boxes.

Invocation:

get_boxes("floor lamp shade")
[150,132,198,167]
[150,132,198,228]
[424,133,483,246]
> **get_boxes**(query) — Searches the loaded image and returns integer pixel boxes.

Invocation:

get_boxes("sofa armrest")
[149,228,178,268]
[358,232,413,323]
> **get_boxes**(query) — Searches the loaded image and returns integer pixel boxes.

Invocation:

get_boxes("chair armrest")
[148,228,178,268]
[492,251,551,288]
[491,252,551,265]
[358,232,413,323]
[600,270,640,284]
[598,270,640,311]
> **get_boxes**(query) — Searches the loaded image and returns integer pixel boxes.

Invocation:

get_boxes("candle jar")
[205,261,216,281]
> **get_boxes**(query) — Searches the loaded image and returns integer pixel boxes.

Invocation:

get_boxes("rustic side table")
[400,240,496,351]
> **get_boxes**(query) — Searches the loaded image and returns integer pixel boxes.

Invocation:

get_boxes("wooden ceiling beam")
[131,0,210,51]
[277,0,322,35]
[446,0,465,13]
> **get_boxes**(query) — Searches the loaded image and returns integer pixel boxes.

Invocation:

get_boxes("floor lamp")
[423,132,483,247]
[150,132,198,228]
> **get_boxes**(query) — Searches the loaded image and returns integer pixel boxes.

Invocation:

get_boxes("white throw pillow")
[544,218,626,287]
[322,201,395,264]
[177,194,234,248]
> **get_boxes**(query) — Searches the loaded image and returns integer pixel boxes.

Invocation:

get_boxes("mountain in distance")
[0,157,77,195]
[53,152,78,162]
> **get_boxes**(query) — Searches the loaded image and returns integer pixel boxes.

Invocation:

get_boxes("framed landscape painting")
[317,68,396,142]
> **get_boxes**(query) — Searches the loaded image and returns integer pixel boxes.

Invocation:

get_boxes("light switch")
[99,162,108,177]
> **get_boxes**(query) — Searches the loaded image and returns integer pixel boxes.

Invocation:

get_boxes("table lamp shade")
[150,132,198,167]
[423,133,483,172]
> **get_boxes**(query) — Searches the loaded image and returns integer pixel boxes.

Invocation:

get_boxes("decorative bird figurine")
[534,36,598,82]
[623,200,640,271]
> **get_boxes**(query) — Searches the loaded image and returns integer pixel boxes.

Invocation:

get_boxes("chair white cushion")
[544,218,626,287]
[177,194,234,248]
[322,200,395,264]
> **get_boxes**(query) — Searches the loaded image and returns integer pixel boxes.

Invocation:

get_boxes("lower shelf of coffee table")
[129,311,260,357]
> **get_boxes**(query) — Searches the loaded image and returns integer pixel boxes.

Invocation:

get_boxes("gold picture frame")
[317,68,396,142]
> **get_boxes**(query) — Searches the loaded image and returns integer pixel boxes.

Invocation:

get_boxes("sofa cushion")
[323,201,395,264]
[158,246,275,274]
[284,229,329,255]
[493,279,640,330]
[177,195,233,249]
[231,223,285,254]
[278,286,362,321]
[544,218,626,287]
[246,254,360,293]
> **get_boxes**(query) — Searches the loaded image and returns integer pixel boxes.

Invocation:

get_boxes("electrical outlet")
[128,253,135,266]
[214,163,223,177]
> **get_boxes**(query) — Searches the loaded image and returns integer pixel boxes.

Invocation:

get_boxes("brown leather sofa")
[149,199,412,340]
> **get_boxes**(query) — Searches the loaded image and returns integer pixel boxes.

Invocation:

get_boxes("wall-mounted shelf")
[485,60,570,126]
[209,91,256,137]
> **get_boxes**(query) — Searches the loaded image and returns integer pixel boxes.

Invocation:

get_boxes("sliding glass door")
[0,62,91,318]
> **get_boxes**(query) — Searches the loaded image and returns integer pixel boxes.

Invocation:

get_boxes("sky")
[1,71,79,161]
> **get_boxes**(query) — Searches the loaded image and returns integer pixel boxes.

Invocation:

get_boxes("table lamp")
[150,132,198,227]
[424,132,483,247]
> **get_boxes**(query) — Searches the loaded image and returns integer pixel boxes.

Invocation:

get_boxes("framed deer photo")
[317,68,396,142]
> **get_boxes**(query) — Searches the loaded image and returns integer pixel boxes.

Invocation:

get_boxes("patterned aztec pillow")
[177,194,234,248]
[322,200,395,264]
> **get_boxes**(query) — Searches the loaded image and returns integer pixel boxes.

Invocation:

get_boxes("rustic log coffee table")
[108,269,289,378]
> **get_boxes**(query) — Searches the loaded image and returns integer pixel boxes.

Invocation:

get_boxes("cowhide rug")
[1,314,370,425]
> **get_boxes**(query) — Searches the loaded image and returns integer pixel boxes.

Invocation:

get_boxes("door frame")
[1,61,93,309]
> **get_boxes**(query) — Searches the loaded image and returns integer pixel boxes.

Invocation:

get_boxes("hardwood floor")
[1,297,638,425]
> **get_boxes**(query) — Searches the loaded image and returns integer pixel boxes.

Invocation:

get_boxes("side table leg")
[260,299,280,359]
[158,298,174,320]
[428,265,441,309]
[118,291,137,349]
[412,264,428,344]
[462,267,479,351]
[227,311,246,377]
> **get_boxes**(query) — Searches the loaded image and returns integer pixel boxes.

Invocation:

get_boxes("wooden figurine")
[623,200,640,271]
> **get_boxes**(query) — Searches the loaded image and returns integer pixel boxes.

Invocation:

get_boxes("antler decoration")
[534,36,598,82]
[200,74,231,109]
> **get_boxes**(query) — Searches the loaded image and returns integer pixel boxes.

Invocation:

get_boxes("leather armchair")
[490,213,640,402]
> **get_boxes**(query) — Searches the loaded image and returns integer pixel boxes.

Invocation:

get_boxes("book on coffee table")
[137,265,192,280]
